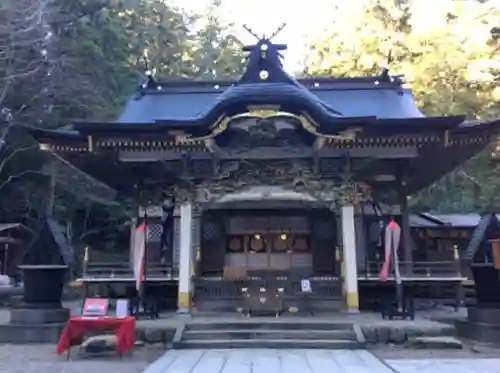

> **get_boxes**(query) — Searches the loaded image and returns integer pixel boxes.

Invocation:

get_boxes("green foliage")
[303,0,500,213]
[0,0,244,251]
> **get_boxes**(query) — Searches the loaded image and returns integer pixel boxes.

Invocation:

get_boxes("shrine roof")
[117,78,423,123]
[463,213,500,262]
[95,37,434,134]
[27,36,500,143]
[410,213,483,228]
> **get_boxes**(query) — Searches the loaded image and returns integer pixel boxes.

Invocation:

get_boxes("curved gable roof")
[118,83,423,123]
[116,37,425,125]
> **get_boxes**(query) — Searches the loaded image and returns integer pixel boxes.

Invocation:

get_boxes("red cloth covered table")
[56,316,136,355]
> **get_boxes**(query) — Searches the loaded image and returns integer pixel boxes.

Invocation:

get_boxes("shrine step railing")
[82,262,179,281]
[362,260,462,279]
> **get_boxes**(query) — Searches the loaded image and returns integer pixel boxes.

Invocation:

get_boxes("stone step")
[174,339,364,350]
[182,329,357,341]
[185,321,353,331]
[406,336,463,350]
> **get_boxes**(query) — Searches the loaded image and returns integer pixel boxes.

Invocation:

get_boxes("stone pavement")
[387,358,500,373]
[142,349,500,373]
[144,349,394,373]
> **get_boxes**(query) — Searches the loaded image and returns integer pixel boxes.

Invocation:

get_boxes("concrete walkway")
[142,349,500,373]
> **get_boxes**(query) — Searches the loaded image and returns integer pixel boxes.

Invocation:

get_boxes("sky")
[170,0,345,72]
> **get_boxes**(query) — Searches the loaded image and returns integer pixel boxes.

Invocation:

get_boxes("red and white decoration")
[379,219,402,284]
[133,222,146,291]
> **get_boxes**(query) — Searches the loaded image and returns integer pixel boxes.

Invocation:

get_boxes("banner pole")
[142,206,148,298]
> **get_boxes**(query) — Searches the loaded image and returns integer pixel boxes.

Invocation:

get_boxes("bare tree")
[0,0,56,134]
[0,0,60,221]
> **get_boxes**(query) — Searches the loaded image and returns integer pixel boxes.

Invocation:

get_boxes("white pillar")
[178,202,193,313]
[341,204,359,313]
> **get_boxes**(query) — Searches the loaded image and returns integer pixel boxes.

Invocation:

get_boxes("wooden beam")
[118,146,419,162]
[319,147,419,159]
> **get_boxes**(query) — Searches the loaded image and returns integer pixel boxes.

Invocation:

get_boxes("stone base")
[9,308,69,325]
[11,299,63,310]
[467,306,500,323]
[0,323,66,344]
[456,319,500,345]
[456,306,500,346]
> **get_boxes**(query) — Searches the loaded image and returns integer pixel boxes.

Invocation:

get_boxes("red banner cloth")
[56,316,136,355]
[379,219,401,282]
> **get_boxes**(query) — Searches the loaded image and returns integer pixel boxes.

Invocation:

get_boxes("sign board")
[115,299,129,318]
[300,279,312,293]
[82,298,109,317]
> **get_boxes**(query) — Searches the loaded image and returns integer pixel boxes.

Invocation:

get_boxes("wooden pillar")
[341,204,359,313]
[454,245,464,310]
[355,213,366,274]
[178,202,193,313]
[129,217,137,267]
[400,192,413,275]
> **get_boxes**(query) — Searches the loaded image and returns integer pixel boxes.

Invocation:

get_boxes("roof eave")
[27,127,85,143]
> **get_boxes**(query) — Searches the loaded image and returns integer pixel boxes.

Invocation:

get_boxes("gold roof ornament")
[247,105,281,118]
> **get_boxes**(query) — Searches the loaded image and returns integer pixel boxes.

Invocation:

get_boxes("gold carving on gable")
[186,109,362,145]
[299,113,361,141]
[246,105,281,118]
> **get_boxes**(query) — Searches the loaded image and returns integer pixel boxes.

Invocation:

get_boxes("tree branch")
[0,169,47,192]
[0,145,37,175]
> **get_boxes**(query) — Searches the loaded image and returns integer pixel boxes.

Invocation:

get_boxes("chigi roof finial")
[242,24,261,41]
[268,22,286,40]
[238,23,290,84]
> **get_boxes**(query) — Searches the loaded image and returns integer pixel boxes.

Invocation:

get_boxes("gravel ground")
[370,341,500,360]
[0,344,165,373]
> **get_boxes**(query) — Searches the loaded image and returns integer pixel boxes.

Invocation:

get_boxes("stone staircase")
[173,321,365,349]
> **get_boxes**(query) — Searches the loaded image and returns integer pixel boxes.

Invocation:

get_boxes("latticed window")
[147,223,163,243]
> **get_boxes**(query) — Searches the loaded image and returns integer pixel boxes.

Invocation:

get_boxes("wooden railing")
[81,260,462,282]
[363,260,461,278]
[83,261,178,280]
[194,277,341,300]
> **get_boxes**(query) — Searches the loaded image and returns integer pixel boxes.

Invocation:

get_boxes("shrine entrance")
[193,187,343,314]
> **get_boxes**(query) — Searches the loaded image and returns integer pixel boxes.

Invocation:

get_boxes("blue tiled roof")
[118,92,218,123]
[314,88,423,118]
[118,85,423,123]
[116,38,425,125]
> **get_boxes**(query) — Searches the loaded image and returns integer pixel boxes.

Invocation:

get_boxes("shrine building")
[29,37,500,314]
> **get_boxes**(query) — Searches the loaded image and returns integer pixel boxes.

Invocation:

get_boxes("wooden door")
[311,214,337,275]
[199,212,226,276]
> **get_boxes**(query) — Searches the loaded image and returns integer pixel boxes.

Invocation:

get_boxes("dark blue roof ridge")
[136,75,403,93]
